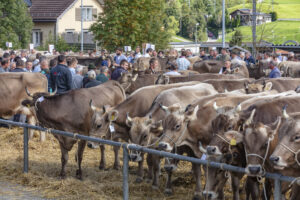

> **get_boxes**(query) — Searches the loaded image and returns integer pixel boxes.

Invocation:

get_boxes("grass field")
[228,0,300,19]
[225,21,300,43]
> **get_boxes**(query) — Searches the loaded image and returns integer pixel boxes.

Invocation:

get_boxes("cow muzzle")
[158,142,172,151]
[206,146,222,156]
[246,165,263,176]
[129,152,142,162]
[269,156,287,170]
[87,142,99,149]
[202,191,218,199]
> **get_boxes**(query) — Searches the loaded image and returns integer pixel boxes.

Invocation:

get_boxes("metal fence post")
[274,178,281,200]
[123,144,129,200]
[23,127,29,173]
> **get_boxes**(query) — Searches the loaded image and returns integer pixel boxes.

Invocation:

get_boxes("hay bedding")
[0,127,238,200]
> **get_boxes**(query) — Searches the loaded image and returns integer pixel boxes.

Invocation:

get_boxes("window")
[82,7,92,21]
[32,30,42,47]
[65,29,75,34]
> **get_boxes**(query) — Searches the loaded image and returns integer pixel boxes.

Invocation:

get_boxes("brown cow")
[125,83,217,184]
[0,72,48,141]
[203,78,254,93]
[279,61,300,78]
[88,81,201,170]
[22,81,126,179]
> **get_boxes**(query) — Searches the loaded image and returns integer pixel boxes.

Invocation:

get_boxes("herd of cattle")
[2,56,300,200]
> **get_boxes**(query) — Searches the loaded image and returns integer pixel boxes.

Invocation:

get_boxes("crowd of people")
[0,47,299,96]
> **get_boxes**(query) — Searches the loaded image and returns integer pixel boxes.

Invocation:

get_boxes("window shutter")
[40,32,43,45]
[92,8,97,21]
[75,8,81,21]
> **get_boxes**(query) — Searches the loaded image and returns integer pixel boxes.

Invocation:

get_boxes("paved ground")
[0,181,47,200]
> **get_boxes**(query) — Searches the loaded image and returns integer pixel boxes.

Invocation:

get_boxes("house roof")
[30,0,76,22]
[230,9,271,17]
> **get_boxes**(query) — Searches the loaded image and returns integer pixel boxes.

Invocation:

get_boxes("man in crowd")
[24,61,33,72]
[72,65,84,89]
[145,58,159,74]
[200,50,208,60]
[96,66,110,83]
[11,59,25,72]
[264,52,272,61]
[239,52,245,61]
[219,60,232,74]
[244,52,255,66]
[218,48,230,62]
[20,50,27,62]
[50,55,72,94]
[134,46,142,60]
[144,48,153,58]
[68,57,77,76]
[164,62,181,76]
[111,59,129,80]
[114,47,127,67]
[269,61,281,78]
[158,51,164,58]
[208,49,217,60]
[176,50,191,71]
[186,49,193,57]
[83,64,97,88]
[0,59,10,73]
[33,56,46,73]
[84,71,101,88]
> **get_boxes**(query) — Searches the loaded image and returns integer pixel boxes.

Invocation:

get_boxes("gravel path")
[0,181,48,200]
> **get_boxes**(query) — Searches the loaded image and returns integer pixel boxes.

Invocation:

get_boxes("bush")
[270,12,278,22]
[229,30,243,47]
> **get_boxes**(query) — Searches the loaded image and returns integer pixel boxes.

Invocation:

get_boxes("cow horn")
[126,112,133,123]
[199,141,207,153]
[245,109,256,125]
[213,102,219,111]
[282,105,289,119]
[25,87,33,97]
[132,74,138,82]
[159,103,169,112]
[50,86,57,96]
[90,100,97,111]
[244,82,249,89]
[235,103,242,113]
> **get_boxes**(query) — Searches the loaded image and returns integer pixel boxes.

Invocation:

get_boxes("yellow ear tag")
[155,141,159,147]
[230,138,237,146]
[110,114,115,121]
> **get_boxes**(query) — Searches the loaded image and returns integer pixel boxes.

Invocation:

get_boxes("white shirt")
[144,53,151,58]
[164,71,181,76]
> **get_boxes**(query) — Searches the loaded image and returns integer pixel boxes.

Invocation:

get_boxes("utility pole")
[81,0,83,52]
[222,0,225,48]
[252,0,257,57]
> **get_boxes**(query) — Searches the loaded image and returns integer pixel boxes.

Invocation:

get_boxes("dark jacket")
[50,64,72,94]
[200,55,209,61]
[10,68,25,72]
[111,67,127,80]
[84,79,102,88]
[244,56,255,65]
[96,73,109,83]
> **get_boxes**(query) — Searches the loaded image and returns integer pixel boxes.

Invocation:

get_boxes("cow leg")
[59,143,69,179]
[192,163,202,200]
[165,167,173,195]
[146,153,153,183]
[75,140,86,180]
[99,145,106,170]
[248,177,260,200]
[231,173,241,200]
[152,154,161,189]
[113,145,120,170]
[136,153,144,183]
[290,184,300,200]
[27,115,36,140]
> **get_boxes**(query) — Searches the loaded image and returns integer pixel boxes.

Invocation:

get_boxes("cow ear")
[185,105,199,122]
[131,74,138,82]
[224,131,244,144]
[108,110,118,122]
[264,82,273,91]
[89,100,97,112]
[150,120,163,135]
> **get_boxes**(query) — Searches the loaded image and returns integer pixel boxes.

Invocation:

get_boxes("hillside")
[225,0,300,44]
[228,0,300,19]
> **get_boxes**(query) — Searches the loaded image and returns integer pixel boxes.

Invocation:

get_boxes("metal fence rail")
[0,119,296,200]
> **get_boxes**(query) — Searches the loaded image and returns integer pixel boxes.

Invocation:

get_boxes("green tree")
[91,0,171,51]
[0,0,33,49]
[166,16,179,35]
[270,11,278,22]
[229,29,243,47]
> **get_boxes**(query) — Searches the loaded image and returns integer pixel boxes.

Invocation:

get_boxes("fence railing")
[0,118,296,200]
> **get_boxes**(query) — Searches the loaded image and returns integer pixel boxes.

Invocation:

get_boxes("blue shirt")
[114,54,127,65]
[176,57,190,71]
[33,65,41,73]
[269,67,281,78]
[111,67,127,80]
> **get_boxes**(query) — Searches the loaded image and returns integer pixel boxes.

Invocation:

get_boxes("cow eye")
[294,135,300,141]
[175,124,181,130]
[97,124,102,129]
[143,134,147,139]
[227,126,233,131]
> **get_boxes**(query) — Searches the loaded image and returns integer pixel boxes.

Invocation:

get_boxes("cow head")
[270,109,300,170]
[244,81,273,94]
[155,74,170,85]
[21,86,57,108]
[207,103,242,157]
[88,102,118,148]
[158,103,199,152]
[118,72,138,92]
[243,109,282,176]
[126,114,163,147]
